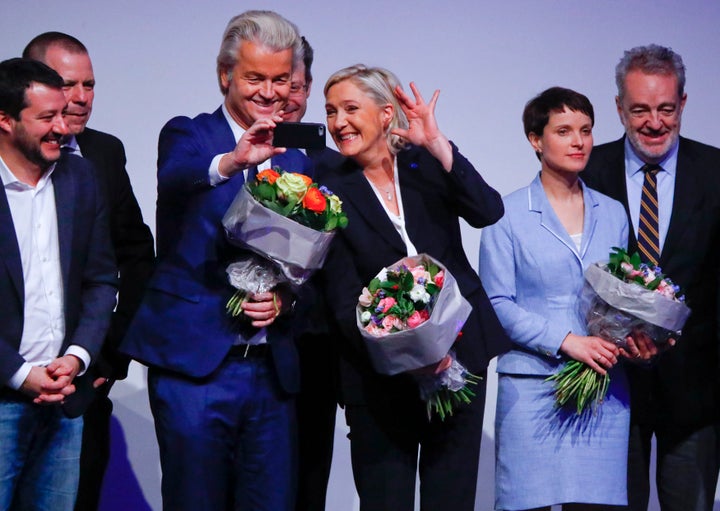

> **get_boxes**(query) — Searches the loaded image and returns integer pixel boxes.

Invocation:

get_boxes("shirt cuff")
[64,346,91,377]
[7,362,33,390]
[209,154,230,186]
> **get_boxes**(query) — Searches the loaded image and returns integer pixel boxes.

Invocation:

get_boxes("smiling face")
[220,40,293,129]
[1,82,68,174]
[325,79,393,167]
[529,107,593,177]
[616,70,686,164]
[282,63,310,123]
[43,45,95,135]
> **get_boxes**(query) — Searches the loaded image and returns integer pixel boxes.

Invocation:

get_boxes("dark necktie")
[246,165,258,183]
[637,163,661,266]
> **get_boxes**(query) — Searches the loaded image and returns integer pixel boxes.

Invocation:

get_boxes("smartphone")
[272,122,326,149]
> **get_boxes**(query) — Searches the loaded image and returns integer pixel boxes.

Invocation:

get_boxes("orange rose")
[256,169,280,184]
[293,173,313,187]
[302,187,327,213]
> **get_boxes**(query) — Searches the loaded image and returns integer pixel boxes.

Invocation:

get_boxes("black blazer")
[582,136,720,427]
[318,143,511,405]
[76,128,155,379]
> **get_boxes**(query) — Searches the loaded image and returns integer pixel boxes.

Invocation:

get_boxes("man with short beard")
[0,58,117,511]
[23,32,155,511]
[583,44,720,511]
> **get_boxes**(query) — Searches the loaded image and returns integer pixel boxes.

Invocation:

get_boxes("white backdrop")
[2,1,720,509]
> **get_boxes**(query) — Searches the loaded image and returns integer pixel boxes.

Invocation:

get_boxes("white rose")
[409,284,430,304]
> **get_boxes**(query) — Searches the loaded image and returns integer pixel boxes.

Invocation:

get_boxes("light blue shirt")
[624,137,678,254]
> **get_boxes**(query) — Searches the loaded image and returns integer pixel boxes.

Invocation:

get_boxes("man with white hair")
[122,10,312,511]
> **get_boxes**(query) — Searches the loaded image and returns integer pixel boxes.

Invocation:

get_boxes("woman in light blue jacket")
[479,87,631,511]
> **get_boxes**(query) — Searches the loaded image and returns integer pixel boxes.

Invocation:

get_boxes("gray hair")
[216,10,303,95]
[615,44,686,100]
[324,64,408,155]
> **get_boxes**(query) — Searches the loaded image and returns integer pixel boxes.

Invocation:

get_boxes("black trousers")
[74,384,112,511]
[345,375,486,511]
[295,333,339,511]
[626,420,720,511]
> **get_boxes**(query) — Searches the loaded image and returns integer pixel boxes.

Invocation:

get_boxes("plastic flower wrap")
[547,247,690,414]
[222,167,348,318]
[582,248,689,347]
[356,254,478,420]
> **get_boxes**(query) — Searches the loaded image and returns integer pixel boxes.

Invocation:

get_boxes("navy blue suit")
[317,144,510,511]
[122,107,313,511]
[0,153,117,384]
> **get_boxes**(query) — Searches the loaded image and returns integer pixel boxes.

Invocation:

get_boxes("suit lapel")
[529,175,583,264]
[0,186,24,301]
[338,162,406,253]
[661,139,702,264]
[52,159,74,295]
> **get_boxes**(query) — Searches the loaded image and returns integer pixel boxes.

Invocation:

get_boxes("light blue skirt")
[494,366,630,510]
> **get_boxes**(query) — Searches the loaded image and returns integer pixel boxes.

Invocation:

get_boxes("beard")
[14,123,61,171]
[626,129,679,163]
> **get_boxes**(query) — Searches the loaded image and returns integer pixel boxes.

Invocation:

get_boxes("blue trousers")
[148,351,296,511]
[0,395,82,511]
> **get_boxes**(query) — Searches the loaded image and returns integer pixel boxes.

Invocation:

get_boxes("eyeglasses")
[289,82,308,94]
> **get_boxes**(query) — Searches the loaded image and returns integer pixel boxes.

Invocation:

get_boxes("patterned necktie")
[637,163,661,265]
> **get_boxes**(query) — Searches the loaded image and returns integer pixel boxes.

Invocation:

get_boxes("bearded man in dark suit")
[0,57,117,511]
[582,44,720,511]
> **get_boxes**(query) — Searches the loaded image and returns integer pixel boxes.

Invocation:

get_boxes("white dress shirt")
[0,156,90,389]
[208,104,271,346]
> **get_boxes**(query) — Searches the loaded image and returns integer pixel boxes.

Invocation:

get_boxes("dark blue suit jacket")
[0,153,118,386]
[317,144,512,404]
[121,107,312,393]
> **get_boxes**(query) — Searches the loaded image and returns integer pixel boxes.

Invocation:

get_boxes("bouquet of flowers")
[223,167,348,318]
[547,247,690,414]
[357,254,478,420]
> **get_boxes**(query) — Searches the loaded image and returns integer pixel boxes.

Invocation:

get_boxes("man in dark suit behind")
[582,44,720,511]
[0,58,117,511]
[121,10,312,511]
[282,36,344,511]
[22,32,155,511]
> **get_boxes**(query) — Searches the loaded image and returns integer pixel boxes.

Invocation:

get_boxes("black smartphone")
[272,122,326,149]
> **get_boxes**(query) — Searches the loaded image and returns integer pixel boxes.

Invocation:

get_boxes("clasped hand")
[20,355,82,405]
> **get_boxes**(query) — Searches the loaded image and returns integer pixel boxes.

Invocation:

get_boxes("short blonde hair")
[324,64,408,155]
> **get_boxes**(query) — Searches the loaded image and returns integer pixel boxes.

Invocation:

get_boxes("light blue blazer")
[478,173,628,376]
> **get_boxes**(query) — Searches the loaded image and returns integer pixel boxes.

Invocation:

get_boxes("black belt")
[228,343,270,359]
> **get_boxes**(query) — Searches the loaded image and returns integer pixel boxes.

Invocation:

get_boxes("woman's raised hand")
[392,82,453,170]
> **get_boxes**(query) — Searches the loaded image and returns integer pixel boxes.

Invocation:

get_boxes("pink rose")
[407,310,428,329]
[656,281,676,299]
[410,265,430,283]
[382,314,403,332]
[434,270,445,287]
[377,297,396,313]
[364,324,387,337]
